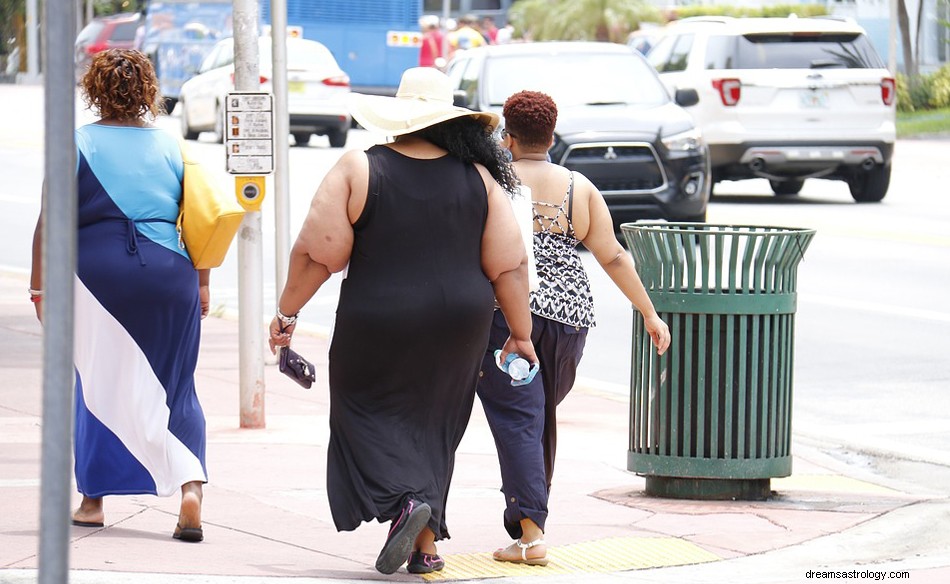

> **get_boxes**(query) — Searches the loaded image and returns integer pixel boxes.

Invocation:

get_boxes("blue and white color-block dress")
[73,123,207,497]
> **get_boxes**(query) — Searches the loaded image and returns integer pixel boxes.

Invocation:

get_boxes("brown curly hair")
[502,90,557,150]
[80,49,163,121]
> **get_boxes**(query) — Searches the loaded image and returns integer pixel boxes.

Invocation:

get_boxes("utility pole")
[271,0,290,303]
[25,0,39,82]
[233,0,266,428]
[889,0,899,75]
[38,1,77,582]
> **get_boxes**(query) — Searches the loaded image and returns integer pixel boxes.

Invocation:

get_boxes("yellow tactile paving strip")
[422,536,720,581]
[772,474,903,495]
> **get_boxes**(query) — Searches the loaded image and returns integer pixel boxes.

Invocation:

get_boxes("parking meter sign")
[225,92,274,175]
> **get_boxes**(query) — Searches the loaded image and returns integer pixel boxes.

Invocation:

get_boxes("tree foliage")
[93,0,145,17]
[508,0,661,43]
[0,0,24,58]
[672,3,828,19]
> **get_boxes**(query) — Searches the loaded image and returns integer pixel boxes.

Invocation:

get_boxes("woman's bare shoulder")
[336,148,368,170]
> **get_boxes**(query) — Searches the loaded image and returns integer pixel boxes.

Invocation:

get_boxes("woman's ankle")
[519,518,543,544]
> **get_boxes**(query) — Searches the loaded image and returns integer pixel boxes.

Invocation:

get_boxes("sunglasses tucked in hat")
[348,67,499,137]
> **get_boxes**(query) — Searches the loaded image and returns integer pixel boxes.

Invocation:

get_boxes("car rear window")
[704,32,885,69]
[484,52,669,107]
[111,21,140,42]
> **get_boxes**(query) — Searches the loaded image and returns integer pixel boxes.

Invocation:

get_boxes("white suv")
[647,16,896,201]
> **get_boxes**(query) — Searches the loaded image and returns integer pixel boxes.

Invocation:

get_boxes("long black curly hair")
[414,116,519,195]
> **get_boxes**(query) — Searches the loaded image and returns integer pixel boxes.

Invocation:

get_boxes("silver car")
[178,36,352,147]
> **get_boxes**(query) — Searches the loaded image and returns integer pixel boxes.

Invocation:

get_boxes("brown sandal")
[173,523,203,542]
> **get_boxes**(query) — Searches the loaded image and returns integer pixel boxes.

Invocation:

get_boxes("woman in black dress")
[268,67,537,576]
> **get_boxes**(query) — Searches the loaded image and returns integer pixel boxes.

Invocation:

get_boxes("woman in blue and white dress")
[30,49,208,542]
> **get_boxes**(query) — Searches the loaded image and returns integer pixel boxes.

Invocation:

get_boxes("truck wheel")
[849,164,891,203]
[327,128,347,148]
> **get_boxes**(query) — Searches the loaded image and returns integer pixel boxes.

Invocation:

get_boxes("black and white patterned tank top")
[529,172,595,328]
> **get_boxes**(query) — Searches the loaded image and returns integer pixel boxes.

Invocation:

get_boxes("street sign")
[224,91,274,174]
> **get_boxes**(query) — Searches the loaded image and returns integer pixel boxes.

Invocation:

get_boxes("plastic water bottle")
[507,357,531,381]
[493,350,539,386]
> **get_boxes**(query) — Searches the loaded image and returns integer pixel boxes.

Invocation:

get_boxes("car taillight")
[712,78,741,106]
[323,75,350,87]
[229,73,270,85]
[86,42,107,55]
[881,77,896,106]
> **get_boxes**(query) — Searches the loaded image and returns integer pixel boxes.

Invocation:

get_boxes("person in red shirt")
[481,16,499,44]
[419,15,443,68]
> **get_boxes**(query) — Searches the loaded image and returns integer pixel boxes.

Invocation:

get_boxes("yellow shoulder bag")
[176,141,246,270]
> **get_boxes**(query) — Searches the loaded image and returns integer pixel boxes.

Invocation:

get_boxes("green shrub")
[909,76,935,111]
[896,74,915,112]
[929,64,950,109]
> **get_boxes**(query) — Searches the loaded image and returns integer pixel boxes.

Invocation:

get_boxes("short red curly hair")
[80,49,163,121]
[502,90,557,150]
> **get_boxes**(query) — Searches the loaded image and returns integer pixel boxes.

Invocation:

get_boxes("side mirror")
[453,89,470,109]
[675,88,699,108]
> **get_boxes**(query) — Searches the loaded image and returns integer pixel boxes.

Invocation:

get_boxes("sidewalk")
[2,269,949,584]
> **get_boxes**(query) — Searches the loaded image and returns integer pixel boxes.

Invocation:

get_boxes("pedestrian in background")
[30,49,208,542]
[445,14,485,61]
[477,90,671,565]
[418,14,444,68]
[267,67,537,576]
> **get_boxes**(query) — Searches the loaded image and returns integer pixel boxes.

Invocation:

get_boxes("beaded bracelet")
[29,288,43,303]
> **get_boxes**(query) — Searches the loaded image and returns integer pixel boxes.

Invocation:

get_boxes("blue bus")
[142,0,233,111]
[260,0,422,96]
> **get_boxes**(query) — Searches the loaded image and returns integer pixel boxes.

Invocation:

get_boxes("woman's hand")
[268,317,295,354]
[645,314,671,356]
[198,285,210,319]
[497,335,539,369]
[33,298,42,323]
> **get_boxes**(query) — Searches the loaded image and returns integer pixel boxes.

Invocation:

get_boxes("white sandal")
[493,537,549,566]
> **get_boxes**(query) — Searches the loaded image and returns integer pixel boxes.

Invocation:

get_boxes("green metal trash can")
[621,223,816,500]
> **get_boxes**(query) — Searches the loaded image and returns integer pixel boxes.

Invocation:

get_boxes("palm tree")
[509,0,661,43]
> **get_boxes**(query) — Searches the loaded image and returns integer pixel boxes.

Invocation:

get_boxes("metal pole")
[38,1,77,582]
[233,0,266,428]
[441,0,451,63]
[271,0,290,304]
[26,0,39,81]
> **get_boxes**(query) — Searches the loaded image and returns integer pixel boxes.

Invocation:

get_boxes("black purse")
[279,346,316,389]
[277,323,316,389]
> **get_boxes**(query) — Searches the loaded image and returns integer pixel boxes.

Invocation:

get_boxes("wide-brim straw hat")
[348,67,499,137]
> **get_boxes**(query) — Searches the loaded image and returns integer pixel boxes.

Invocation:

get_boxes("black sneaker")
[407,551,445,574]
[375,497,431,574]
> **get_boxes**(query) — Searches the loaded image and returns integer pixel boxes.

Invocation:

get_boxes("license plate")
[289,81,305,94]
[800,89,829,108]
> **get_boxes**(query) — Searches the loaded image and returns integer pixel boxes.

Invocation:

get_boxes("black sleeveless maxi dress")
[326,144,495,540]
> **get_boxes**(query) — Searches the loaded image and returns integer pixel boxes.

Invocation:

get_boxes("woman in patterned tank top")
[477,90,671,566]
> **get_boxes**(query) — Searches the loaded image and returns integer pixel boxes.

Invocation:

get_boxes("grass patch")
[897,107,950,138]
